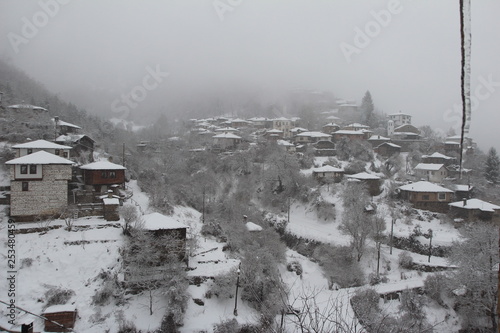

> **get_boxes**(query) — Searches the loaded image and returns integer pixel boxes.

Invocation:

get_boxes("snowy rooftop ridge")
[141,212,189,230]
[12,139,72,150]
[212,132,242,139]
[312,165,344,173]
[53,118,82,129]
[80,161,126,170]
[449,198,500,212]
[422,152,454,160]
[347,172,380,180]
[296,131,331,138]
[399,181,453,193]
[414,163,445,171]
[8,103,47,111]
[6,150,74,165]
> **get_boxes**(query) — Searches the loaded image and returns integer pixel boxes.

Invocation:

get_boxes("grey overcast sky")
[1,0,499,151]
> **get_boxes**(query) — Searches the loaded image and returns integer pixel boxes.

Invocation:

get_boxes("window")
[438,193,446,200]
[101,171,108,179]
[55,149,60,155]
[109,171,116,179]
[27,149,33,154]
[422,194,430,201]
[22,182,29,191]
[63,152,68,158]
[20,165,28,174]
[29,165,37,174]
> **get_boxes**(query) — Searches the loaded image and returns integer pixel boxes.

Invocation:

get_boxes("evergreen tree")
[360,91,375,127]
[484,147,500,184]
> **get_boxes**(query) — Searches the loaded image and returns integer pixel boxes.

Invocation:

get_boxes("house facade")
[375,142,401,157]
[80,161,126,193]
[413,163,448,183]
[212,132,242,150]
[398,181,454,213]
[272,117,293,138]
[12,139,72,159]
[312,165,344,182]
[347,172,382,196]
[294,131,331,144]
[6,151,73,221]
[449,198,500,223]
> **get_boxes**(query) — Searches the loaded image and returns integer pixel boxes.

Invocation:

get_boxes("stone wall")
[10,164,72,218]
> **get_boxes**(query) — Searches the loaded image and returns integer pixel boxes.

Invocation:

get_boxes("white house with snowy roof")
[413,163,448,183]
[6,151,74,221]
[294,131,331,144]
[312,165,344,182]
[212,132,242,150]
[12,139,72,158]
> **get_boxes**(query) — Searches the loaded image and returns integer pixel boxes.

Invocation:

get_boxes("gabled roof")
[6,151,74,165]
[312,165,344,173]
[142,212,188,230]
[449,198,500,212]
[414,163,446,171]
[422,152,455,160]
[215,127,239,132]
[296,131,331,138]
[277,140,294,147]
[8,104,47,111]
[53,118,81,129]
[377,142,401,148]
[345,123,369,129]
[55,134,95,143]
[347,172,380,180]
[333,130,364,135]
[212,132,242,139]
[399,181,453,193]
[80,161,126,170]
[12,139,72,150]
[369,135,390,141]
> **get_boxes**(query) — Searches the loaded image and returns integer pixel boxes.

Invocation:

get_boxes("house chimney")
[463,198,467,206]
[243,215,247,223]
[108,190,113,198]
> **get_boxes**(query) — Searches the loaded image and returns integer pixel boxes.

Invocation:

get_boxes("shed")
[42,304,77,332]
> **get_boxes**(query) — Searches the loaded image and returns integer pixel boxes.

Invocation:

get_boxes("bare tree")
[339,182,372,262]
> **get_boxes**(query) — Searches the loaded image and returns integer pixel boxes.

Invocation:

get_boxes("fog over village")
[0,1,499,333]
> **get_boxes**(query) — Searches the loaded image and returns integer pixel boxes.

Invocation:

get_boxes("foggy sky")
[1,0,499,151]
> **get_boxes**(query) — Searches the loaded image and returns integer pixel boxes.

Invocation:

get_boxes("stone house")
[6,151,73,221]
[398,181,454,213]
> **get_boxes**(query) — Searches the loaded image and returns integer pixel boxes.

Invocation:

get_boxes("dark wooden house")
[375,142,401,157]
[80,160,126,193]
[347,172,382,196]
[398,181,454,213]
[43,305,77,332]
[449,198,500,223]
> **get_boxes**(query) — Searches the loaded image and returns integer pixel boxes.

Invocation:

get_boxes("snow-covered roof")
[414,163,445,171]
[8,104,47,111]
[141,212,188,230]
[6,151,74,165]
[55,134,95,143]
[273,117,291,121]
[422,152,454,160]
[449,198,500,212]
[345,123,369,128]
[212,132,242,139]
[215,127,239,132]
[53,118,81,129]
[296,131,331,138]
[266,129,284,134]
[347,172,380,180]
[313,165,344,173]
[80,161,126,170]
[399,181,453,193]
[333,130,364,135]
[323,122,340,127]
[368,135,390,141]
[103,198,120,205]
[378,142,401,148]
[447,184,473,192]
[245,222,263,232]
[12,139,72,150]
[445,141,460,145]
[248,117,267,122]
[43,304,77,314]
[277,140,294,146]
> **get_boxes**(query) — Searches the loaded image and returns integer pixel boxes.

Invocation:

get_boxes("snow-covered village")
[0,1,499,333]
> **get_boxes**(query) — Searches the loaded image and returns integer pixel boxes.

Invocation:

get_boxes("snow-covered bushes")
[398,251,413,269]
[44,286,75,307]
[350,288,381,329]
[424,273,447,306]
[205,269,238,299]
[286,260,303,276]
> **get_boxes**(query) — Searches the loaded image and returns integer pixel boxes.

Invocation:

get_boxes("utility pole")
[202,188,206,224]
[122,143,126,167]
[287,197,290,224]
[234,263,241,316]
[428,229,433,263]
[390,217,395,255]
